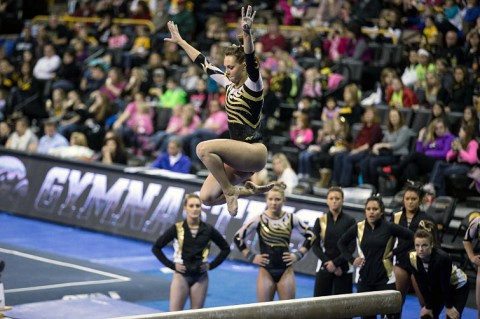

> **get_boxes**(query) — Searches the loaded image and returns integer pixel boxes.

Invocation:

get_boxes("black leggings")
[428,282,469,319]
[314,269,352,297]
[393,152,442,183]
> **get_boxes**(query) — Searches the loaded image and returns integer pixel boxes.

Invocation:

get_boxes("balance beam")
[112,290,402,319]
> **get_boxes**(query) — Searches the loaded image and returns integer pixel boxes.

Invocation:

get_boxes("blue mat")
[4,297,160,319]
[0,242,170,306]
[0,212,477,318]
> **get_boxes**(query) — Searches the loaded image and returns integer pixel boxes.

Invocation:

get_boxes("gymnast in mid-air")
[165,5,277,216]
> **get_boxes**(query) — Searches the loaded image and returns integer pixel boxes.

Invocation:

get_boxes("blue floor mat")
[0,212,477,318]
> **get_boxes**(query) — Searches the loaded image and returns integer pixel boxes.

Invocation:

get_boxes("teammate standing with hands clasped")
[312,187,356,297]
[165,6,276,217]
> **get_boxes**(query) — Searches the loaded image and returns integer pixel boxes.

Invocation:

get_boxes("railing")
[31,15,155,33]
[226,23,399,44]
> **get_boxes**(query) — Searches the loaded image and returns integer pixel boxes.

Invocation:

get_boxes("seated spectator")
[459,105,480,135]
[32,43,61,98]
[448,65,473,113]
[259,18,287,54]
[56,89,88,140]
[37,120,69,154]
[332,106,383,187]
[10,62,43,121]
[340,83,363,125]
[123,66,150,102]
[107,24,129,50]
[420,16,439,52]
[270,58,294,102]
[313,0,344,27]
[386,77,419,108]
[298,118,336,179]
[422,71,450,108]
[5,117,38,152]
[52,48,82,92]
[323,20,350,62]
[391,117,455,185]
[188,78,209,116]
[113,91,154,151]
[300,67,322,100]
[347,22,372,64]
[290,24,322,59]
[150,136,191,174]
[0,120,11,146]
[158,77,187,108]
[99,67,127,107]
[122,25,151,72]
[428,124,479,196]
[97,131,128,165]
[180,65,201,94]
[415,49,436,92]
[290,112,314,150]
[321,96,340,121]
[48,131,95,160]
[464,29,480,70]
[401,49,419,89]
[271,152,298,194]
[80,63,107,96]
[437,31,465,68]
[182,99,228,166]
[360,108,410,189]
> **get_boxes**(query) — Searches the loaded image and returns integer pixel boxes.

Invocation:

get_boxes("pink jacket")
[446,139,479,164]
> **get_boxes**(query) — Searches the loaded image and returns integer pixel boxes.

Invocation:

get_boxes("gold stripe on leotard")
[383,236,394,280]
[175,222,184,261]
[319,214,327,241]
[259,214,292,247]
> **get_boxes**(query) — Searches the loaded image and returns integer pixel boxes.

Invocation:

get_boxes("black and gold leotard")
[194,52,264,143]
[234,211,314,282]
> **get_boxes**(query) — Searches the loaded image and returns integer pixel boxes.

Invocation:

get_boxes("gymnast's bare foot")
[244,181,286,195]
[244,181,274,195]
[224,186,240,217]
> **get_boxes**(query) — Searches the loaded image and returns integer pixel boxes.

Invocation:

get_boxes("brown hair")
[386,108,405,132]
[414,219,438,246]
[327,186,344,199]
[70,132,88,147]
[184,193,201,207]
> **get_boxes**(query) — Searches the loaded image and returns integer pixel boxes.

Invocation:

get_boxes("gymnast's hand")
[253,253,270,267]
[445,307,460,319]
[334,267,343,277]
[283,252,298,266]
[324,260,336,273]
[165,21,184,44]
[420,307,433,318]
[353,257,365,267]
[470,254,480,266]
[241,5,256,33]
[175,263,186,273]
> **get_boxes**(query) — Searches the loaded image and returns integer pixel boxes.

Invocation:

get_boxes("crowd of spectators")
[0,0,480,197]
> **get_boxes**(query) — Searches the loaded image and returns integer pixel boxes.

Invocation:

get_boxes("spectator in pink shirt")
[182,99,228,166]
[108,25,129,49]
[323,20,350,62]
[290,113,314,150]
[113,91,153,150]
[99,67,127,104]
[428,124,479,196]
[151,103,201,153]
